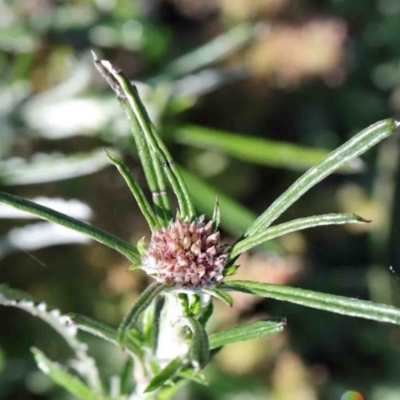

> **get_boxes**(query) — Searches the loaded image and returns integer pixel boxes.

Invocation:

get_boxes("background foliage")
[1,0,400,399]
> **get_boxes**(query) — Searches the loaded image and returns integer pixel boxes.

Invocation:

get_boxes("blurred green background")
[1,0,400,399]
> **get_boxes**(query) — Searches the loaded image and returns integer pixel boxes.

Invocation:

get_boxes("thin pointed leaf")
[202,288,233,307]
[209,318,286,349]
[185,317,210,370]
[246,119,399,236]
[178,368,209,386]
[32,348,102,400]
[67,313,143,358]
[93,51,171,225]
[212,196,221,231]
[231,213,368,258]
[144,357,183,393]
[118,282,166,346]
[0,191,140,264]
[0,285,101,391]
[106,151,159,230]
[115,70,195,219]
[170,125,363,172]
[221,280,400,325]
[120,358,134,395]
[179,167,281,252]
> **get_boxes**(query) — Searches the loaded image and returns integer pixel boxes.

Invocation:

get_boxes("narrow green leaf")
[178,368,209,386]
[0,191,140,264]
[120,358,134,395]
[179,167,281,252]
[118,282,166,346]
[246,119,399,236]
[93,51,171,225]
[115,72,195,219]
[223,264,239,277]
[231,213,368,258]
[144,357,183,393]
[67,313,143,358]
[185,317,210,370]
[106,150,159,230]
[203,288,233,307]
[209,318,286,349]
[197,301,213,326]
[32,348,102,400]
[221,280,400,325]
[170,125,363,172]
[211,196,221,231]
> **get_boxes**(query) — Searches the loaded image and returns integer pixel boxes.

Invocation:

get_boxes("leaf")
[32,348,102,400]
[231,213,368,258]
[106,150,159,231]
[114,68,195,219]
[0,149,110,185]
[211,196,221,231]
[0,222,92,261]
[202,288,233,307]
[170,125,364,172]
[120,358,134,395]
[0,197,92,220]
[144,357,183,393]
[92,52,172,225]
[246,119,399,236]
[118,282,166,346]
[184,317,210,370]
[208,318,286,349]
[0,285,101,391]
[221,280,400,325]
[67,313,143,358]
[0,191,140,264]
[159,24,255,80]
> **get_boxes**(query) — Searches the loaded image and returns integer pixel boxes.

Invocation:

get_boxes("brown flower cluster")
[142,218,229,288]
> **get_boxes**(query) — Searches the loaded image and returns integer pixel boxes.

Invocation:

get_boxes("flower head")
[142,217,229,288]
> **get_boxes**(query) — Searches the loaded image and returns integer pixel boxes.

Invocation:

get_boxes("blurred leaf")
[221,281,400,325]
[170,125,364,172]
[246,119,399,236]
[0,149,111,185]
[157,24,256,80]
[208,318,286,349]
[120,358,134,395]
[32,348,102,400]
[231,213,368,258]
[0,191,140,264]
[0,222,92,260]
[0,285,101,391]
[144,357,183,393]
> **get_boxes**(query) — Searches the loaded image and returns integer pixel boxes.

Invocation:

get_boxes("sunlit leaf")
[209,318,286,349]
[246,119,399,236]
[221,280,400,325]
[231,213,368,258]
[0,191,140,264]
[32,348,103,400]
